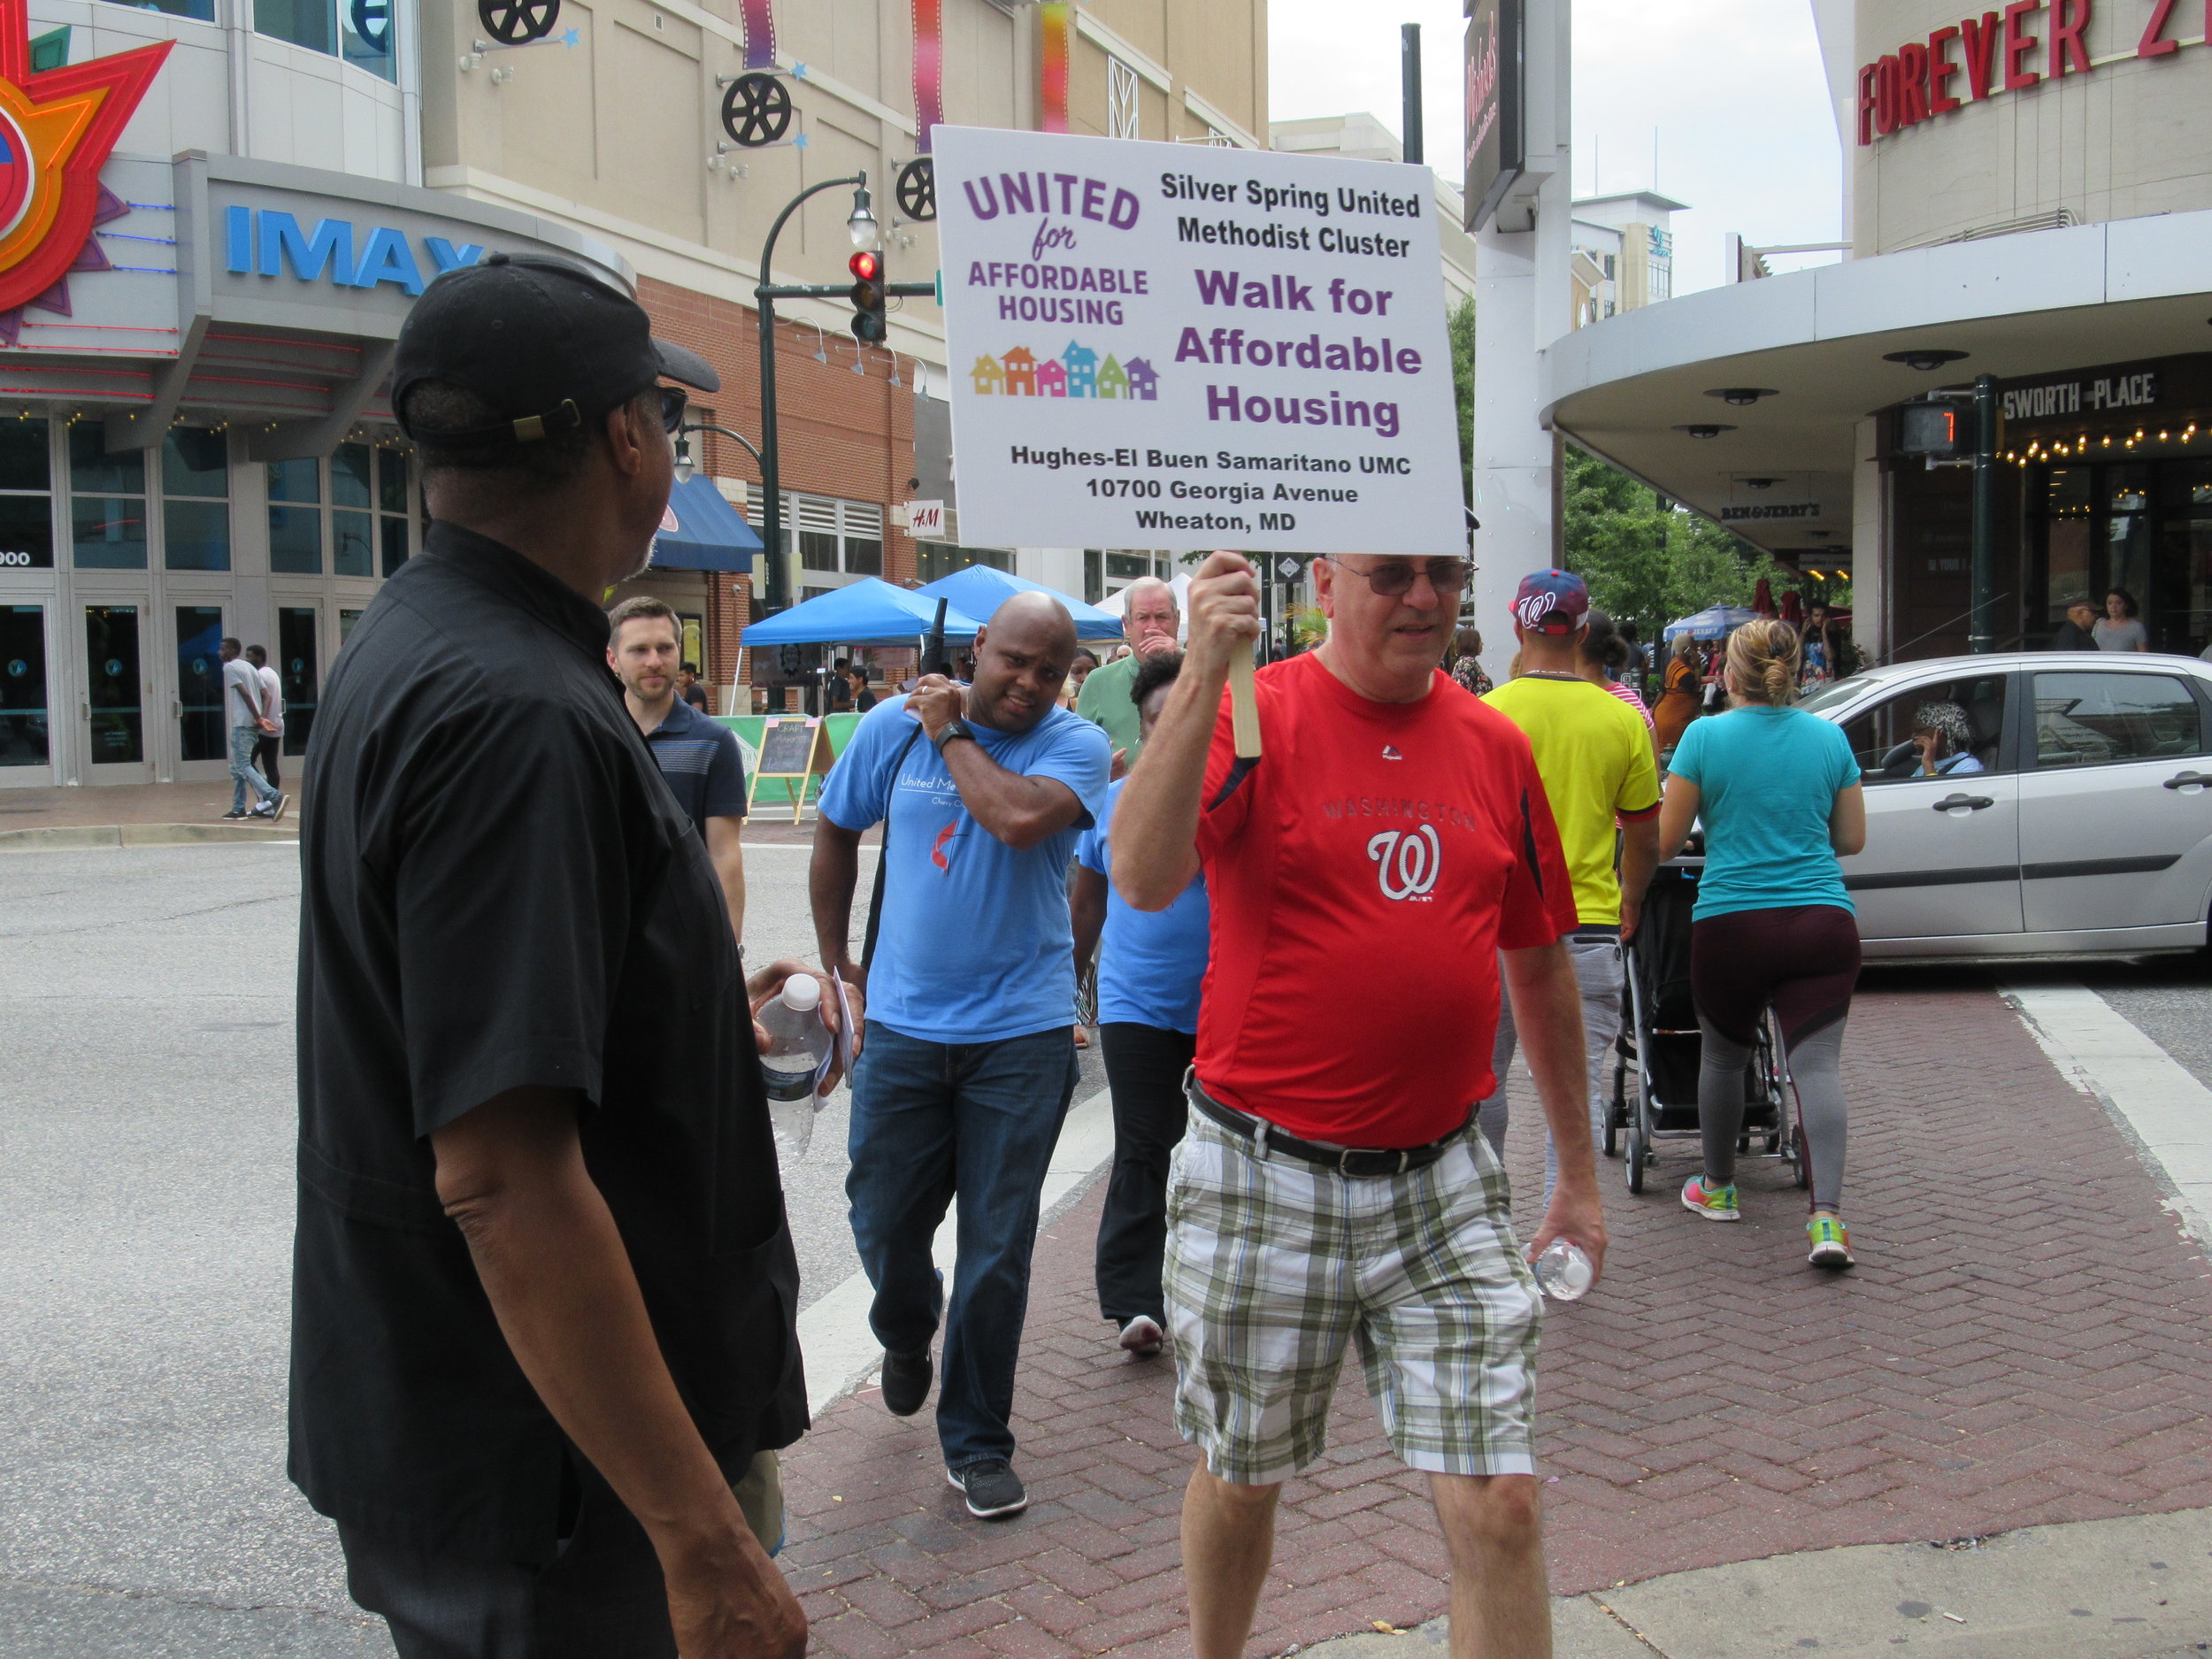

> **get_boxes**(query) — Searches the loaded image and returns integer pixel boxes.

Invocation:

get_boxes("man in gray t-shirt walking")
[220,637,284,820]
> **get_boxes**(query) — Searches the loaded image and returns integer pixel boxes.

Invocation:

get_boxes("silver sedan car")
[1792,651,2212,959]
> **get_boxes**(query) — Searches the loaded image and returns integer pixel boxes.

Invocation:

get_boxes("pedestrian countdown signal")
[849,250,887,343]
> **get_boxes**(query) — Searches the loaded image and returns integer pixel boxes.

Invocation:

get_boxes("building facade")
[417,0,1267,697]
[0,0,626,787]
[1541,0,2212,662]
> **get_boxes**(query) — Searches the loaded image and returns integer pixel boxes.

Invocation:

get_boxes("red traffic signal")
[849,250,887,342]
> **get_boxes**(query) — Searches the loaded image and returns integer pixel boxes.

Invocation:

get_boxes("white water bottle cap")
[780,975,822,1012]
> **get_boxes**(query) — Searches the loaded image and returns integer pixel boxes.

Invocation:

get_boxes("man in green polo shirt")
[1078,576,1181,766]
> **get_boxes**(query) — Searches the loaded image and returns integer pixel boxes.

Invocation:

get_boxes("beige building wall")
[418,0,1263,369]
[1851,0,2212,253]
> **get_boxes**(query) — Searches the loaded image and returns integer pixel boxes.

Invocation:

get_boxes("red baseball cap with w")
[1512,569,1590,634]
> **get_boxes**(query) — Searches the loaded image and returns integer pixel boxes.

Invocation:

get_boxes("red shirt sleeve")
[1497,741,1581,947]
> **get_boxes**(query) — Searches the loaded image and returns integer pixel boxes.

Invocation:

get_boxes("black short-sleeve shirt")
[289,522,806,1563]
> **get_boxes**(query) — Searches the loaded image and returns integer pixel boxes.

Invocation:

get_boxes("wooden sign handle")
[1228,649,1260,759]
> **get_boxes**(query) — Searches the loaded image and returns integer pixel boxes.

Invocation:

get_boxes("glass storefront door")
[0,603,50,781]
[279,605,320,756]
[173,604,227,772]
[82,603,151,780]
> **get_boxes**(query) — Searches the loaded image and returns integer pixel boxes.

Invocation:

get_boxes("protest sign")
[933,125,1463,555]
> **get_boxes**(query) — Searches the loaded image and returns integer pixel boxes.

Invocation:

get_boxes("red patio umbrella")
[1753,577,1776,615]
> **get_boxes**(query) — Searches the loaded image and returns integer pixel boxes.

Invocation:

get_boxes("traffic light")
[849,250,887,343]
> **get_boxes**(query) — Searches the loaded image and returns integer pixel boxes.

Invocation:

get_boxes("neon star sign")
[0,0,168,328]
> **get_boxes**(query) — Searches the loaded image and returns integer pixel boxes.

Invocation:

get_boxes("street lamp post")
[755,173,878,616]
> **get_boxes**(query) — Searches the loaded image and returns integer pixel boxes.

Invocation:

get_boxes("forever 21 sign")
[1858,0,2202,146]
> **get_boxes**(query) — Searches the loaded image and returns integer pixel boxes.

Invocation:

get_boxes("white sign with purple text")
[933,126,1463,555]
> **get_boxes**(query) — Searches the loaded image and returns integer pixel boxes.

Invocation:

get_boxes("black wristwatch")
[933,718,977,755]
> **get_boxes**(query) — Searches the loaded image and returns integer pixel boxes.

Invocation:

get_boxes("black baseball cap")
[392,252,718,448]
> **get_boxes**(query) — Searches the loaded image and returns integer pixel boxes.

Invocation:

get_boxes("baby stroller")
[1605,863,1806,1194]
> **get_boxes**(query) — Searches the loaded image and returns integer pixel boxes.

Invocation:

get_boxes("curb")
[0,822,299,851]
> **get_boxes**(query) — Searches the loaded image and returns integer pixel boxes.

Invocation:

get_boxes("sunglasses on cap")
[1325,557,1473,597]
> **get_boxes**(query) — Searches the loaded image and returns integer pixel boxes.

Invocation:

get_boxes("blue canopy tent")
[648,477,763,572]
[739,578,985,648]
[1663,605,1760,641]
[914,565,1125,641]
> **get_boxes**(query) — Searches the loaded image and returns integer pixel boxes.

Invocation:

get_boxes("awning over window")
[649,477,763,572]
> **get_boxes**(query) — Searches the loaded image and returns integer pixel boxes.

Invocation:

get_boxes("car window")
[1837,675,2009,784]
[1799,676,1876,716]
[2032,672,2205,769]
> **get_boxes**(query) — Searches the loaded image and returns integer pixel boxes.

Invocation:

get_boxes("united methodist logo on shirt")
[0,1,170,326]
[930,820,960,872]
[1366,825,1440,902]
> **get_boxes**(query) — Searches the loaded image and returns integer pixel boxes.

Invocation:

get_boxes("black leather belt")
[1186,1076,1465,1177]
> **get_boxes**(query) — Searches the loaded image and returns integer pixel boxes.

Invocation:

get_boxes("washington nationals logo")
[1512,590,1560,629]
[1365,825,1440,902]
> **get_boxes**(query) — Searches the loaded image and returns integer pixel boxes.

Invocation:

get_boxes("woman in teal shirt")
[1657,619,1867,1268]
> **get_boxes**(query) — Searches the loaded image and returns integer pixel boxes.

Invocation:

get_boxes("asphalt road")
[0,839,1106,1657]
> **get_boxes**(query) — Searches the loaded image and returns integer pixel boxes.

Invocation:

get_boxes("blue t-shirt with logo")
[821,695,1110,1044]
[1666,704,1859,922]
[1074,778,1210,1034]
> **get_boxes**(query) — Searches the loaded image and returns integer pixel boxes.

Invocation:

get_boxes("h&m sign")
[224,205,485,295]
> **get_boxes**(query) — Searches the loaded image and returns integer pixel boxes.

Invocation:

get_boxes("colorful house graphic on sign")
[1035,357,1067,396]
[1096,355,1128,399]
[1003,345,1038,395]
[1061,341,1098,396]
[971,354,1004,395]
[1123,357,1158,400]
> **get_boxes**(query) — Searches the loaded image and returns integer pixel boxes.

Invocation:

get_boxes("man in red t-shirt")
[1113,549,1606,1659]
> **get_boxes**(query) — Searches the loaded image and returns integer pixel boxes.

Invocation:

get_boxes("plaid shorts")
[1163,1098,1541,1486]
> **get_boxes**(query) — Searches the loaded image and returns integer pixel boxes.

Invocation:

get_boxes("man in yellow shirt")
[1479,570,1660,1194]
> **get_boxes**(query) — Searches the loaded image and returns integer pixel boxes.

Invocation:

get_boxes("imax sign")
[224,205,486,296]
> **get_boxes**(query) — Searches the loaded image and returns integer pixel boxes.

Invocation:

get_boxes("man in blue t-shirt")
[813,592,1110,1521]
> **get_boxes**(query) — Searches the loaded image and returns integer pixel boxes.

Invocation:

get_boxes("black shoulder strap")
[861,720,929,972]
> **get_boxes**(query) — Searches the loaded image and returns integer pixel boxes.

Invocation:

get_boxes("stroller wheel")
[1604,1063,1622,1157]
[1624,1118,1647,1194]
[1792,1123,1810,1190]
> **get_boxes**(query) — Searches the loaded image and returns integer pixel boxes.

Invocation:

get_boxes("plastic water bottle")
[758,976,832,1159]
[1532,1239,1594,1302]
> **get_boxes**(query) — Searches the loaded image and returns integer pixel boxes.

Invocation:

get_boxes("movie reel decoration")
[720,72,793,147]
[478,0,558,45]
[895,157,936,221]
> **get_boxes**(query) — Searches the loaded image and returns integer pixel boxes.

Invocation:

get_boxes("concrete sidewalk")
[775,978,2212,1657]
[1308,1506,2212,1658]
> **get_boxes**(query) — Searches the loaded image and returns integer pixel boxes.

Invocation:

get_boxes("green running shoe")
[1807,1213,1855,1268]
[1680,1176,1740,1221]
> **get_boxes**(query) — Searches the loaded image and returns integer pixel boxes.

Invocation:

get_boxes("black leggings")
[1689,905,1860,1212]
[1094,1022,1195,1326]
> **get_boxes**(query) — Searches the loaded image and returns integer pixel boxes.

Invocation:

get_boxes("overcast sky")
[1267,0,1847,295]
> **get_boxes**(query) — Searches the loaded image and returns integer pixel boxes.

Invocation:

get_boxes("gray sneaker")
[947,1458,1027,1520]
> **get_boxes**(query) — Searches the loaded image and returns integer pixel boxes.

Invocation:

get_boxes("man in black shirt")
[293,252,837,1659]
[2051,595,2099,650]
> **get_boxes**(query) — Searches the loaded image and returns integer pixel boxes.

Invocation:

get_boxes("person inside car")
[1911,702,1985,776]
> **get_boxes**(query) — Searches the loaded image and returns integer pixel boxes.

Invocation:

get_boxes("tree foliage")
[1448,296,1476,503]
[1562,444,1805,640]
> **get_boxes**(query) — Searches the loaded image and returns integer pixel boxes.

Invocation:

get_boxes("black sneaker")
[220,809,247,820]
[947,1458,1027,1520]
[879,1348,932,1417]
[265,793,288,822]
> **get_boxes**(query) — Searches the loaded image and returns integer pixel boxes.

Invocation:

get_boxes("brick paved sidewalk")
[777,981,2212,1657]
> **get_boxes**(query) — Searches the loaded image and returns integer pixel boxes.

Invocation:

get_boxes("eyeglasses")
[1325,557,1473,597]
[658,386,690,434]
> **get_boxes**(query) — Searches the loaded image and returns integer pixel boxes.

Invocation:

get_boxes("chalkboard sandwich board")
[749,716,830,823]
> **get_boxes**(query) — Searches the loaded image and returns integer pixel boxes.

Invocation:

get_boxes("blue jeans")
[847,1021,1079,1470]
[228,725,278,812]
